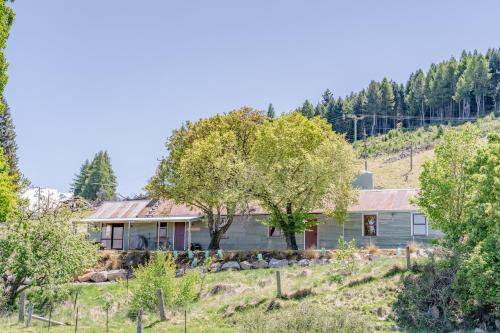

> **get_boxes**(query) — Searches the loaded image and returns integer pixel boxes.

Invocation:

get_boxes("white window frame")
[362,213,379,237]
[411,213,428,236]
[267,226,282,238]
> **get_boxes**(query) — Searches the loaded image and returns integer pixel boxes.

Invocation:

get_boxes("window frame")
[411,213,428,236]
[362,213,378,237]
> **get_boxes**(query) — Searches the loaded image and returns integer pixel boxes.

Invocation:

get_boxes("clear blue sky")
[5,0,500,195]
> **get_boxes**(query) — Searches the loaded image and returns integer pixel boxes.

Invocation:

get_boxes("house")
[79,186,442,251]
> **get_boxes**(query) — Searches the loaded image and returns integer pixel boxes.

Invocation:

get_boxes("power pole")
[344,114,365,153]
[363,128,368,171]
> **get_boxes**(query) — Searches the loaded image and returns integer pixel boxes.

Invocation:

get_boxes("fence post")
[137,308,143,333]
[48,304,53,331]
[106,307,109,333]
[184,309,187,333]
[26,303,33,327]
[18,291,26,323]
[157,289,167,321]
[275,271,282,298]
[73,290,79,311]
[74,307,79,333]
[406,246,411,270]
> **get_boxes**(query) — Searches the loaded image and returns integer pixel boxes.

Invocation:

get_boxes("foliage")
[72,151,117,201]
[396,128,500,330]
[0,147,15,222]
[0,1,14,114]
[0,99,18,177]
[147,107,266,249]
[266,103,275,119]
[237,303,369,333]
[250,113,357,249]
[130,253,200,312]
[0,203,98,309]
[333,235,358,275]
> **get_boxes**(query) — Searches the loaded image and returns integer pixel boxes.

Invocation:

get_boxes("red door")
[305,225,318,249]
[174,222,186,251]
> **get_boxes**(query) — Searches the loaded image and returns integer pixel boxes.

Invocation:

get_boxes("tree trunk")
[206,211,234,250]
[284,232,298,250]
[284,203,298,250]
[208,230,224,250]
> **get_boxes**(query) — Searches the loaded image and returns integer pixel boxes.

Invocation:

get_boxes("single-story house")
[79,187,442,251]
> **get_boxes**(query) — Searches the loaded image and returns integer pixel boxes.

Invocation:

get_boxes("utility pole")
[344,114,365,153]
[363,128,368,172]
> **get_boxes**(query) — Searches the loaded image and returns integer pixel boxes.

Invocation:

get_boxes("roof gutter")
[77,216,203,223]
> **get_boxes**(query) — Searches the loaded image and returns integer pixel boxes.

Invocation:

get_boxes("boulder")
[210,262,222,272]
[77,271,94,283]
[298,259,310,267]
[252,260,269,269]
[221,261,240,271]
[90,271,108,283]
[240,261,252,270]
[269,259,288,268]
[175,268,185,277]
[288,259,297,266]
[107,269,128,281]
[317,258,329,265]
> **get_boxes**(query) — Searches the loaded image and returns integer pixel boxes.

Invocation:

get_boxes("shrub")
[237,303,369,333]
[303,249,319,260]
[366,244,379,255]
[333,235,357,275]
[406,241,417,254]
[130,253,200,312]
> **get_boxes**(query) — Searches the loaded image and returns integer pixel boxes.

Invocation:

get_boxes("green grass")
[0,257,413,332]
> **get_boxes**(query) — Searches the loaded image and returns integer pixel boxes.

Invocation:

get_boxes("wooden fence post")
[74,307,79,333]
[157,289,167,321]
[406,246,411,270]
[106,307,109,333]
[48,305,53,331]
[18,292,26,323]
[275,271,282,298]
[26,303,33,327]
[137,308,143,333]
[73,290,79,311]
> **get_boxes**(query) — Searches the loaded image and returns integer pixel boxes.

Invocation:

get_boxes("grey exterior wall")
[86,211,442,250]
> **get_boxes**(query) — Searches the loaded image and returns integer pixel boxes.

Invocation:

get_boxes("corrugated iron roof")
[85,189,419,221]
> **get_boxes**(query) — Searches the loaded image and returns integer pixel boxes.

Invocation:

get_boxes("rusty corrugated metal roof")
[85,189,419,221]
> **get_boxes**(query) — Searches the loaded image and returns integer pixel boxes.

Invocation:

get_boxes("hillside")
[355,114,499,189]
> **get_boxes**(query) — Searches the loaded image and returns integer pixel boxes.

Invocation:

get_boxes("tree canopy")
[0,147,15,222]
[250,113,357,249]
[71,151,117,201]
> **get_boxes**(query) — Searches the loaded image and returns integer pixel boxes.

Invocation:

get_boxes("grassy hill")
[354,114,499,189]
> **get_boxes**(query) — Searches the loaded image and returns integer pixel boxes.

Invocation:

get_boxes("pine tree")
[379,78,395,133]
[71,159,90,197]
[298,100,315,119]
[0,99,17,176]
[74,151,117,201]
[267,103,275,119]
[366,81,381,135]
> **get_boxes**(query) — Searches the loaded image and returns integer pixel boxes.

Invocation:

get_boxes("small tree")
[250,113,357,250]
[0,202,98,309]
[0,147,15,222]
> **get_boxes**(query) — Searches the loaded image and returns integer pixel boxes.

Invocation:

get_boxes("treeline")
[293,48,500,140]
[71,151,117,201]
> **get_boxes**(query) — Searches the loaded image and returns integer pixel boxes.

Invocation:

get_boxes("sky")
[5,0,500,196]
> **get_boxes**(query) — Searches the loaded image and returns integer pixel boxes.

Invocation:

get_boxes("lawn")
[0,256,414,333]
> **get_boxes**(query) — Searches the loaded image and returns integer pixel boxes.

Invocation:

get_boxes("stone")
[298,259,310,267]
[389,325,400,331]
[210,262,222,272]
[288,259,297,266]
[107,269,128,281]
[221,261,240,271]
[266,299,283,312]
[473,329,484,333]
[175,268,185,277]
[90,271,108,283]
[269,258,288,268]
[252,260,269,269]
[77,271,94,283]
[298,270,310,277]
[240,261,252,270]
[317,258,329,265]
[352,253,362,260]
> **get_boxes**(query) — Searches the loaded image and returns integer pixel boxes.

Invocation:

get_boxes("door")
[173,222,186,251]
[304,225,318,249]
[111,224,124,250]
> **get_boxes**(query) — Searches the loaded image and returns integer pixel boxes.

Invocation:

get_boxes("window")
[412,214,427,236]
[363,214,377,236]
[157,222,169,248]
[268,226,282,238]
[101,224,112,249]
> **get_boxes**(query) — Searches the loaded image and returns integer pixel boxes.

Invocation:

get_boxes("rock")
[389,325,400,331]
[240,261,252,270]
[210,262,222,272]
[288,259,297,266]
[252,260,269,269]
[473,329,484,333]
[298,259,310,267]
[77,271,94,283]
[107,269,128,281]
[209,284,235,296]
[317,258,328,265]
[90,271,108,283]
[298,270,310,277]
[429,305,440,320]
[352,253,362,260]
[269,258,288,268]
[221,261,240,271]
[175,268,185,277]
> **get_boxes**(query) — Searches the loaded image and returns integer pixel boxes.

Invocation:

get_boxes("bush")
[333,235,357,275]
[237,303,369,333]
[130,253,200,312]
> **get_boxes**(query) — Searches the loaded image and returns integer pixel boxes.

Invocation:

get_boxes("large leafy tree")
[0,1,14,114]
[72,151,117,201]
[0,99,17,176]
[0,147,15,222]
[250,113,357,250]
[147,107,265,249]
[0,203,98,308]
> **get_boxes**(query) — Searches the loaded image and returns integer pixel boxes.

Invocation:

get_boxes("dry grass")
[407,241,417,254]
[98,251,122,270]
[303,249,320,260]
[367,244,379,255]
